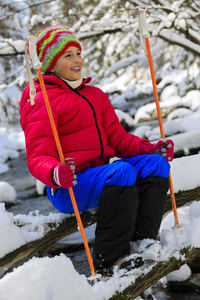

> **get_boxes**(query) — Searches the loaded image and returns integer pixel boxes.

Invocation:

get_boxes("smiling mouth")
[71,66,80,71]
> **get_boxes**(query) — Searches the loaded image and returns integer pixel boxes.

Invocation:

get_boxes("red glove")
[140,139,174,162]
[153,139,174,162]
[53,161,77,188]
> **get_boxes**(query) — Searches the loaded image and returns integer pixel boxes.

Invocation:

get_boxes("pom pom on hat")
[34,28,82,74]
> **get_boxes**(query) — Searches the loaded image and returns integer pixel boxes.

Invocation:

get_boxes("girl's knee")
[150,155,170,177]
[106,162,137,186]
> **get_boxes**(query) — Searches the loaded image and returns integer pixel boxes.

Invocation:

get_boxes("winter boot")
[132,176,170,241]
[112,254,144,271]
[93,185,139,274]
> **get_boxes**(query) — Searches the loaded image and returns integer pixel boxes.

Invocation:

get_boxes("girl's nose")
[74,55,81,62]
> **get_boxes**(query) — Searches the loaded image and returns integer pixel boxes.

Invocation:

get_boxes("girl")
[20,28,174,276]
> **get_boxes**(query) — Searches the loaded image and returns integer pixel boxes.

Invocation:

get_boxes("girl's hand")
[52,161,77,188]
[153,139,174,162]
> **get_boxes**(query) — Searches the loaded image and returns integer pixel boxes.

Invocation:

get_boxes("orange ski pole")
[26,36,100,280]
[138,8,182,228]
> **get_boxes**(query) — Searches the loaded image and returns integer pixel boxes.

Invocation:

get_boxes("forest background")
[0,0,200,128]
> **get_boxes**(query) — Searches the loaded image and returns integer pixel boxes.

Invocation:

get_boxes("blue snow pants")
[47,154,170,213]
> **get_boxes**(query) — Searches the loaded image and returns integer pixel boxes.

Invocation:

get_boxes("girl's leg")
[119,154,170,241]
[46,154,170,213]
[46,154,170,271]
[47,160,138,213]
[47,161,141,271]
[93,185,139,271]
[132,176,170,241]
[117,154,170,179]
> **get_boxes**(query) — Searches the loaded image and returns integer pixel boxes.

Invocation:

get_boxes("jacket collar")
[35,75,92,90]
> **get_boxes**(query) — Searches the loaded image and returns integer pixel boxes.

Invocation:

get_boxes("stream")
[0,150,200,299]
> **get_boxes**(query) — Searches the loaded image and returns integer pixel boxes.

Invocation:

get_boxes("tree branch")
[0,0,56,22]
[158,28,200,55]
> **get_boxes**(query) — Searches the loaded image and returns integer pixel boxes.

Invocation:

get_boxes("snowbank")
[166,264,191,282]
[170,154,200,193]
[0,254,97,300]
[0,203,25,258]
[0,127,25,175]
[0,203,68,258]
[0,182,17,203]
[1,200,200,299]
[133,105,200,142]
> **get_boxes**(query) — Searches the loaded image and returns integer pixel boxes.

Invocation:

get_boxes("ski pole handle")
[156,141,169,151]
[138,7,150,38]
[27,36,42,70]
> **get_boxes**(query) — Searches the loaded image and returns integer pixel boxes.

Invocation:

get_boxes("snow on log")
[0,209,97,270]
[0,186,199,271]
[0,186,200,300]
[110,247,200,300]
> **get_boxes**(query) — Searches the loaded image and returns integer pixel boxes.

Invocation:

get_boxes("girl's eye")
[65,54,71,58]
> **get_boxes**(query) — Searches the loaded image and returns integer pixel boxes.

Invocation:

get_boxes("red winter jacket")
[20,75,152,188]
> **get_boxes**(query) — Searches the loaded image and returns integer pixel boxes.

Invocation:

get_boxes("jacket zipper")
[62,81,104,158]
[75,90,104,158]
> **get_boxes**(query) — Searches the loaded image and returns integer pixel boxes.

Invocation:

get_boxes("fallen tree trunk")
[0,209,97,270]
[165,186,200,214]
[0,186,199,272]
[110,247,200,300]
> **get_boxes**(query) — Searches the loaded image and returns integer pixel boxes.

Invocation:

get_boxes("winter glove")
[153,139,174,162]
[52,161,77,188]
[140,139,174,162]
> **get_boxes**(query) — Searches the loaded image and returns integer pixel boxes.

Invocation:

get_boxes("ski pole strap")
[24,40,36,105]
[27,36,42,70]
[24,36,42,105]
[138,7,150,56]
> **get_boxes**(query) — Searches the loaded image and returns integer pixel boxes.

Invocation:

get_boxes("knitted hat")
[35,28,82,74]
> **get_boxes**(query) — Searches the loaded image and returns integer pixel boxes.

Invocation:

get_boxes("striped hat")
[35,28,82,74]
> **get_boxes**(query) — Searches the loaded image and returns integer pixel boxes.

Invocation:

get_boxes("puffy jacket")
[20,75,149,188]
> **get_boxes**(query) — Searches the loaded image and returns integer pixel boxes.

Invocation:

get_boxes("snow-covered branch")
[0,39,25,56]
[0,0,55,22]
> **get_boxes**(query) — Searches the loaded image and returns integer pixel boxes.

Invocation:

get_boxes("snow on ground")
[0,126,25,174]
[132,90,200,139]
[166,264,191,282]
[0,199,200,299]
[0,204,25,259]
[0,254,97,300]
[170,154,200,193]
[0,203,67,259]
[0,182,17,203]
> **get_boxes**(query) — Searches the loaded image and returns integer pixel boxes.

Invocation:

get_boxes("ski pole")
[25,36,101,280]
[138,8,182,228]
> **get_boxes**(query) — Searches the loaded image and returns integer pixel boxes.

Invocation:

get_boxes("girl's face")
[51,46,83,80]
